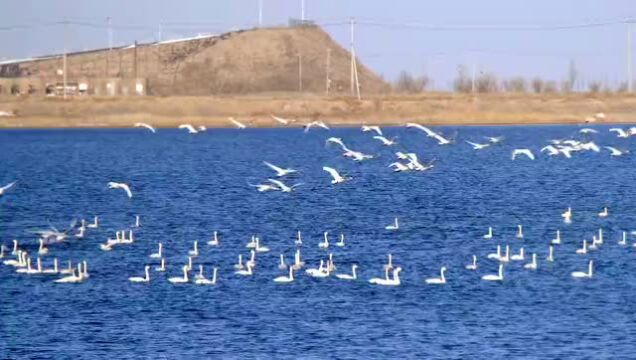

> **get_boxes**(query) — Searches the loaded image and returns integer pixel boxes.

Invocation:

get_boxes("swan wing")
[134,122,156,133]
[263,161,285,174]
[229,117,246,129]
[322,166,343,182]
[0,181,16,192]
[270,115,289,125]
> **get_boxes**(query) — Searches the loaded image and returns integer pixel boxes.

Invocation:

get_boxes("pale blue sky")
[0,0,633,89]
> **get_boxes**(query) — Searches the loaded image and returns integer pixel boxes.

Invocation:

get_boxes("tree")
[453,65,472,93]
[393,71,430,93]
[531,78,544,93]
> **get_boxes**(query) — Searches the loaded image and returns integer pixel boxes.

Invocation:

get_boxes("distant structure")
[0,24,387,97]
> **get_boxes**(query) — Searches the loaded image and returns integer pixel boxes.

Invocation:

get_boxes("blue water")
[1,125,636,358]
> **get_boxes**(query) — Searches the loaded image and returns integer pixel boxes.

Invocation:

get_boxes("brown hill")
[0,25,389,96]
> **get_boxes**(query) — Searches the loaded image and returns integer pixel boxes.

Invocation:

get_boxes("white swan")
[194,265,205,280]
[562,207,572,224]
[155,258,166,272]
[254,238,270,253]
[481,264,504,281]
[38,239,49,255]
[571,260,593,278]
[54,265,83,284]
[195,266,218,285]
[499,245,510,263]
[605,146,628,156]
[598,207,609,218]
[465,255,477,270]
[60,260,74,275]
[383,254,394,271]
[510,247,525,261]
[0,181,17,196]
[207,231,219,246]
[551,230,561,245]
[135,215,141,228]
[178,124,199,134]
[292,249,304,270]
[385,218,399,231]
[264,161,297,177]
[524,253,537,270]
[336,233,345,247]
[42,258,59,274]
[134,122,156,133]
[188,241,198,257]
[186,256,193,272]
[318,232,329,249]
[234,254,245,270]
[108,182,133,198]
[246,236,257,249]
[576,240,588,255]
[229,117,246,129]
[11,239,19,255]
[466,141,490,150]
[150,243,162,259]
[336,264,358,280]
[327,253,336,272]
[26,257,43,274]
[0,245,4,259]
[619,231,627,246]
[246,249,257,268]
[270,114,291,125]
[87,216,99,229]
[295,231,302,246]
[609,128,629,138]
[369,267,402,286]
[373,135,397,146]
[487,245,501,261]
[483,227,493,239]
[168,265,190,284]
[516,225,524,239]
[425,266,447,285]
[323,166,350,184]
[405,123,452,145]
[16,256,32,273]
[4,250,23,267]
[546,245,555,262]
[305,260,326,276]
[511,149,535,160]
[304,121,330,133]
[278,254,287,270]
[235,262,254,276]
[129,266,150,283]
[273,266,294,283]
[361,125,383,135]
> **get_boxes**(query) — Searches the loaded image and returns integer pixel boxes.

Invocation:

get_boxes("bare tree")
[476,72,499,93]
[394,71,430,93]
[503,77,527,93]
[453,65,472,93]
[531,77,544,93]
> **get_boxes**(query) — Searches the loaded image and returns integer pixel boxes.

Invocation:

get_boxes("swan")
[336,233,345,247]
[605,146,628,156]
[295,231,302,246]
[229,117,246,129]
[100,243,113,251]
[499,245,510,263]
[511,149,535,160]
[361,125,383,135]
[38,239,49,255]
[369,267,402,286]
[516,225,524,239]
[195,268,218,285]
[485,136,504,143]
[263,161,297,177]
[546,245,554,262]
[562,208,572,223]
[483,227,493,239]
[186,256,193,272]
[150,243,162,259]
[466,141,490,150]
[336,264,358,280]
[26,257,43,274]
[75,225,86,239]
[318,232,329,249]
[207,231,219,246]
[87,216,99,229]
[383,254,394,271]
[524,253,538,270]
[598,207,609,218]
[42,258,59,274]
[292,249,304,270]
[609,128,629,138]
[405,123,452,145]
[304,121,330,133]
[246,250,256,269]
[188,241,198,257]
[194,265,205,280]
[250,183,279,192]
[135,215,140,228]
[576,240,588,255]
[273,266,294,283]
[510,247,525,261]
[385,218,399,231]
[278,254,287,270]
[54,266,83,284]
[4,251,23,267]
[619,231,627,246]
[579,128,598,134]
[134,122,156,133]
[16,257,33,273]
[156,258,166,272]
[305,260,325,276]
[389,162,410,172]
[323,166,350,184]
[80,261,89,279]
[11,239,19,255]
[597,228,604,244]
[571,260,593,278]
[551,230,561,245]
[0,245,7,259]
[59,260,74,275]
[178,124,199,134]
[373,135,397,146]
[487,245,501,261]
[235,262,254,276]
[107,182,133,198]
[129,266,150,283]
[198,126,207,132]
[0,181,17,196]
[481,264,504,281]
[246,236,257,249]
[465,255,477,270]
[168,265,190,284]
[270,114,291,125]
[310,263,331,278]
[425,267,447,285]
[254,238,270,253]
[234,254,245,270]
[327,253,336,272]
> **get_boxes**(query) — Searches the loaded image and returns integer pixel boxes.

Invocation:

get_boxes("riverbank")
[0,93,634,128]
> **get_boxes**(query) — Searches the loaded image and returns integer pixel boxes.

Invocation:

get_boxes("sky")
[0,0,634,90]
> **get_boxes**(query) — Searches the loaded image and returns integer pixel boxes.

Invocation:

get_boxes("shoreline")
[1,93,635,128]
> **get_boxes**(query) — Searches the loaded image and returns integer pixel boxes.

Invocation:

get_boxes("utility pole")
[107,17,113,78]
[158,22,163,42]
[298,54,303,92]
[258,0,263,27]
[471,63,476,94]
[63,19,68,99]
[628,22,633,93]
[301,0,305,21]
[350,18,355,96]
[133,41,138,79]
[326,48,331,95]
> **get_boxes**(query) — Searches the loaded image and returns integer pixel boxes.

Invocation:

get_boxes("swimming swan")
[150,243,162,259]
[38,239,49,255]
[571,260,593,278]
[129,266,150,283]
[576,240,588,255]
[386,218,399,231]
[369,267,402,286]
[546,245,555,262]
[207,231,219,246]
[465,255,477,270]
[510,247,525,261]
[195,267,218,285]
[484,227,493,239]
[274,267,294,283]
[425,267,447,285]
[168,265,190,284]
[524,253,537,270]
[235,263,254,276]
[336,264,358,280]
[598,207,609,218]
[318,232,329,249]
[278,254,287,270]
[487,245,502,261]
[481,264,504,281]
[551,230,561,245]
[336,233,345,247]
[516,225,524,239]
[188,241,199,257]
[155,258,166,272]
